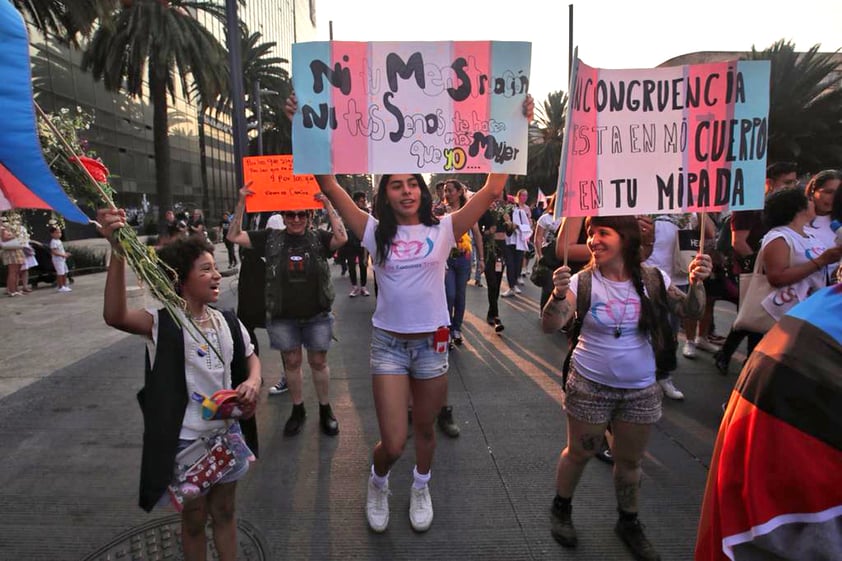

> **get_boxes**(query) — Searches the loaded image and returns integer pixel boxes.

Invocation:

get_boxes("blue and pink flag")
[291,41,531,175]
[555,58,771,218]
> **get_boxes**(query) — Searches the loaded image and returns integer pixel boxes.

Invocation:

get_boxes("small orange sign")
[242,155,323,213]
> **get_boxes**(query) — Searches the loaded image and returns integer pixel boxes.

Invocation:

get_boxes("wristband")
[550,290,566,301]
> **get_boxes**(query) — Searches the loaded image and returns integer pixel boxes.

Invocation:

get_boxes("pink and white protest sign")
[556,57,771,217]
[291,41,531,174]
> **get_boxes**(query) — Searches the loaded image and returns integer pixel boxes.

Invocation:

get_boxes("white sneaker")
[366,478,390,533]
[501,289,515,297]
[513,286,523,294]
[682,340,697,359]
[359,287,370,297]
[58,286,72,293]
[517,278,525,285]
[349,286,360,297]
[694,336,721,353]
[658,377,685,400]
[409,485,433,532]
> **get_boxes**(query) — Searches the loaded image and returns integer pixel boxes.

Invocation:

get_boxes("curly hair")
[764,187,808,229]
[156,236,214,294]
[373,174,439,264]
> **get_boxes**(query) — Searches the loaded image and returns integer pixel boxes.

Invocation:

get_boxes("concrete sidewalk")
[0,261,737,560]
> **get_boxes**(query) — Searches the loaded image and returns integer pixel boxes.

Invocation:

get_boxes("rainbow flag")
[291,41,531,175]
[695,284,842,560]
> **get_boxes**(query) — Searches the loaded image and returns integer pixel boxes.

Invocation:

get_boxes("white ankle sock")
[370,464,389,489]
[412,465,430,490]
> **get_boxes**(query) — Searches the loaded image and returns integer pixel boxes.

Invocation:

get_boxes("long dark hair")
[583,216,654,334]
[444,179,468,208]
[373,174,439,264]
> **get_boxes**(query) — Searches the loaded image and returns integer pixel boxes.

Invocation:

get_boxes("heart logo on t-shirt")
[590,298,641,328]
[389,238,434,260]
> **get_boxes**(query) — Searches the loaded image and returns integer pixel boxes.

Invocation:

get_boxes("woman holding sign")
[542,215,711,561]
[286,93,533,534]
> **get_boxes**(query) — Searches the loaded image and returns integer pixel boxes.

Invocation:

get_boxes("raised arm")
[555,217,591,263]
[227,184,253,248]
[317,193,349,251]
[312,175,369,240]
[97,208,154,337]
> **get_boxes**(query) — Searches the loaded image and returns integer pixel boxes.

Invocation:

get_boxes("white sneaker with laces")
[513,285,523,294]
[409,485,433,532]
[58,286,72,293]
[366,478,390,533]
[501,289,514,297]
[349,286,360,297]
[694,336,721,353]
[658,377,685,400]
[682,340,697,359]
[359,286,370,296]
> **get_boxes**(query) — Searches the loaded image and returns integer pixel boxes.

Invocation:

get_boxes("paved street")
[0,252,744,561]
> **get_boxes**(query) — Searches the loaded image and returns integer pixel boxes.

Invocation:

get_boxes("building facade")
[26,0,316,234]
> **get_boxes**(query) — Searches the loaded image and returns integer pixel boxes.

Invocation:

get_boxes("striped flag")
[695,284,842,560]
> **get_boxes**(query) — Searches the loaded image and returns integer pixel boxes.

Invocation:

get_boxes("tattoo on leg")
[614,477,640,512]
[580,434,601,452]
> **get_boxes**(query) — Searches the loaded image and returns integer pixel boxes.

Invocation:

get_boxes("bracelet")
[550,290,566,301]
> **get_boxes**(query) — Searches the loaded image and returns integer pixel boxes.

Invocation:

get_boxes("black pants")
[719,328,763,363]
[223,238,237,266]
[345,246,367,287]
[484,240,506,320]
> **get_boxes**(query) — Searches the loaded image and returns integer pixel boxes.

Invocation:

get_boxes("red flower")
[70,156,109,182]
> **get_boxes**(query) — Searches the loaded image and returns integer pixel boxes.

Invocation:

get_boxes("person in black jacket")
[97,207,261,561]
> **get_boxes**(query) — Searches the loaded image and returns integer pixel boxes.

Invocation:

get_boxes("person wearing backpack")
[541,215,711,561]
[228,190,347,437]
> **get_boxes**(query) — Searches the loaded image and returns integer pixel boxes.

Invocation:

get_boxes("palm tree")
[80,0,228,224]
[13,0,111,44]
[239,29,292,156]
[746,40,842,171]
[527,90,567,195]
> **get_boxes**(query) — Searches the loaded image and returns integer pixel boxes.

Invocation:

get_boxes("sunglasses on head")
[283,211,308,219]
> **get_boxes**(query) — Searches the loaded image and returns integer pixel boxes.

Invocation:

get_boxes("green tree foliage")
[526,90,567,196]
[12,0,111,45]
[746,40,842,171]
[80,0,228,223]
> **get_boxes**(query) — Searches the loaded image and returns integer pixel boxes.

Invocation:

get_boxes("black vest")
[137,309,258,512]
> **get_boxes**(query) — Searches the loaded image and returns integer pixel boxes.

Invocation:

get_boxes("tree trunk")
[149,66,172,230]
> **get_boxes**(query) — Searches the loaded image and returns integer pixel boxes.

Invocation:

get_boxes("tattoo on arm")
[667,285,704,319]
[229,198,245,238]
[542,297,572,325]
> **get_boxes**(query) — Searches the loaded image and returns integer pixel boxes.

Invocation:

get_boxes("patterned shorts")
[563,369,662,425]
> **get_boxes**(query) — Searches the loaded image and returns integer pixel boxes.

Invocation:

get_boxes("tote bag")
[733,240,793,333]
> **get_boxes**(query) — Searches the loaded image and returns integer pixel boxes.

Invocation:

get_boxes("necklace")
[189,309,210,322]
[596,270,633,338]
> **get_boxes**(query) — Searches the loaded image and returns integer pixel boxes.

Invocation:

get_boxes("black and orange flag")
[696,284,842,560]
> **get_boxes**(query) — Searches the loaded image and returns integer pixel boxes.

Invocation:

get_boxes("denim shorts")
[369,327,449,380]
[267,312,334,352]
[562,369,662,425]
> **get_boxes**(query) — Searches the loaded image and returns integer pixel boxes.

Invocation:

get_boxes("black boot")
[319,403,339,436]
[437,405,460,438]
[615,512,661,561]
[284,403,306,436]
[550,496,577,547]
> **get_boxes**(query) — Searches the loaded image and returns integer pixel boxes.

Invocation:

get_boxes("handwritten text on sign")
[557,59,771,217]
[291,41,531,174]
[242,155,322,213]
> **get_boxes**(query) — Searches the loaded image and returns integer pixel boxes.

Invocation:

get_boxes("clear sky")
[314,0,842,104]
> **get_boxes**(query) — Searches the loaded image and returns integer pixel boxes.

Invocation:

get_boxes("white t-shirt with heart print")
[363,213,456,333]
[569,267,671,389]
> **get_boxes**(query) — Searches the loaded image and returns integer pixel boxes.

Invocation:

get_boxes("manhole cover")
[81,514,268,560]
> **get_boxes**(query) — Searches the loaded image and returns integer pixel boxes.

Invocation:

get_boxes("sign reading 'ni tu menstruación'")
[291,41,531,174]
